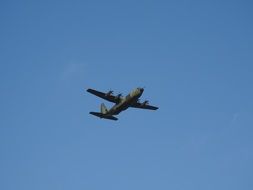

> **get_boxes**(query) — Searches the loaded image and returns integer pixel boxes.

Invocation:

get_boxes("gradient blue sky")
[1,0,253,189]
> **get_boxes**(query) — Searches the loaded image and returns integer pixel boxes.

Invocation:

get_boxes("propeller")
[117,93,123,98]
[106,90,113,96]
[143,100,149,105]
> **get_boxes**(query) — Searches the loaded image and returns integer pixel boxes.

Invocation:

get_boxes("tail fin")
[100,103,108,114]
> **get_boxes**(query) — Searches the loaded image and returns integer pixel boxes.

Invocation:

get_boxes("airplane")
[87,87,158,121]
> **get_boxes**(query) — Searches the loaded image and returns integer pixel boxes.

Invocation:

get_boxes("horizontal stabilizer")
[89,112,118,121]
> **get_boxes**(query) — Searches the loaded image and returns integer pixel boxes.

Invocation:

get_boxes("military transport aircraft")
[87,87,159,120]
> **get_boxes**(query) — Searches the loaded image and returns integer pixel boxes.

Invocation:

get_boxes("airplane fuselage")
[87,87,158,120]
[107,88,144,115]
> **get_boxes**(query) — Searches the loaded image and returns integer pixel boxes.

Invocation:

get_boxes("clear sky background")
[0,0,253,189]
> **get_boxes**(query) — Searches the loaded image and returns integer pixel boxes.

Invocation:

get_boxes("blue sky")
[0,0,253,189]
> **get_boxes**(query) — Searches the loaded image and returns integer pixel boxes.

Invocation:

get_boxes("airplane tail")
[100,103,108,114]
[89,103,118,121]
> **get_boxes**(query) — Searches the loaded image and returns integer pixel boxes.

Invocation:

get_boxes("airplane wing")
[87,88,121,103]
[131,102,159,110]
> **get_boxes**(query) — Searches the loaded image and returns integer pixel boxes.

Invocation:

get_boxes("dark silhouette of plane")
[87,88,158,120]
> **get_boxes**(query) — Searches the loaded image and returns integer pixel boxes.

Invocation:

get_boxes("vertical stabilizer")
[100,103,108,114]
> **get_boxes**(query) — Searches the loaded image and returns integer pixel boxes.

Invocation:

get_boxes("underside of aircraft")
[87,88,158,121]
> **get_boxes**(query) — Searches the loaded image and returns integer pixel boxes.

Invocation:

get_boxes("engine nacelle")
[106,90,113,96]
[142,100,149,106]
[116,93,123,99]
